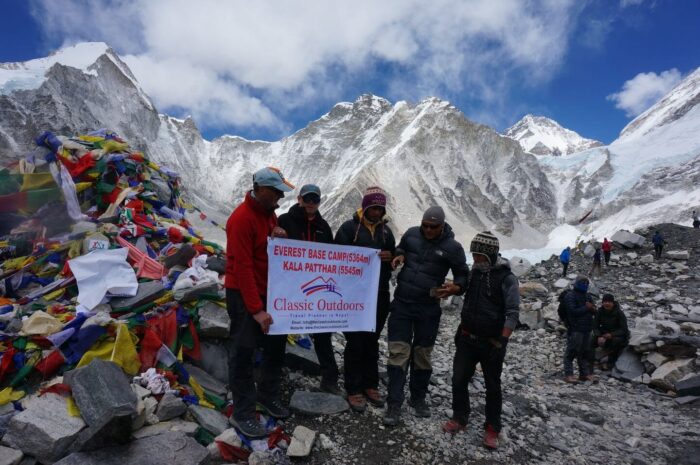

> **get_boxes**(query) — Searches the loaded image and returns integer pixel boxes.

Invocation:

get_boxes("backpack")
[557,290,571,327]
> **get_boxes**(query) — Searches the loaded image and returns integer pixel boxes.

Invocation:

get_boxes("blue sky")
[1,0,698,144]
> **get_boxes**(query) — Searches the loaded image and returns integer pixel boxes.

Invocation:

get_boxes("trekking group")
[225,166,519,449]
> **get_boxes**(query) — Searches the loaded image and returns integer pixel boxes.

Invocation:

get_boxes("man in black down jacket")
[277,184,341,394]
[383,206,469,427]
[563,275,596,383]
[589,293,629,370]
[443,231,519,450]
[335,186,395,412]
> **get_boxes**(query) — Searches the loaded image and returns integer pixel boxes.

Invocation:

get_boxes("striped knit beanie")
[470,231,500,264]
[362,186,387,210]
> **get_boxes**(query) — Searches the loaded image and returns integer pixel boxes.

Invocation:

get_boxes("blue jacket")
[652,233,664,246]
[560,248,570,264]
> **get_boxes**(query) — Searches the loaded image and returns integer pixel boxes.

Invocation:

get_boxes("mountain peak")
[0,42,115,95]
[505,114,602,156]
[618,67,700,141]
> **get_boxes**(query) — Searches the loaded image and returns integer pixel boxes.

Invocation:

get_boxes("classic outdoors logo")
[301,276,342,297]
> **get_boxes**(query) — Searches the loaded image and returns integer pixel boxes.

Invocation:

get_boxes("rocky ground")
[274,223,700,465]
[2,224,698,464]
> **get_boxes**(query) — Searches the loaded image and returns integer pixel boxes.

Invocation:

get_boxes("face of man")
[472,254,489,264]
[421,220,443,240]
[364,206,385,223]
[298,193,320,218]
[602,301,614,311]
[254,185,284,211]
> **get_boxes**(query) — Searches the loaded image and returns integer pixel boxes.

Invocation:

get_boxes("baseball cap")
[253,166,295,192]
[299,184,321,197]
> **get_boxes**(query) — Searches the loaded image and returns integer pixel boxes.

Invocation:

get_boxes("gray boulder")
[666,250,690,260]
[509,256,532,277]
[287,425,316,457]
[187,405,228,435]
[197,301,230,338]
[194,340,229,384]
[131,419,199,440]
[0,403,16,439]
[156,393,187,422]
[610,230,645,248]
[519,282,548,298]
[675,375,700,397]
[611,348,645,382]
[65,359,138,446]
[0,445,23,465]
[289,391,349,416]
[182,363,228,398]
[650,358,695,391]
[53,431,209,465]
[3,393,86,463]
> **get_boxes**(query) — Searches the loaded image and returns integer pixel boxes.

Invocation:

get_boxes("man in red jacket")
[226,166,294,438]
[602,238,612,266]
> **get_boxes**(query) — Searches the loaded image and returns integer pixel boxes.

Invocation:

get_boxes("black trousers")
[589,334,628,366]
[451,332,507,432]
[386,299,441,406]
[654,244,663,258]
[603,251,611,265]
[564,330,592,377]
[312,332,339,385]
[343,289,391,395]
[562,262,569,277]
[226,289,287,421]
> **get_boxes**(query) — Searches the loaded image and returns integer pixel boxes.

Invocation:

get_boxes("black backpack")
[557,290,571,327]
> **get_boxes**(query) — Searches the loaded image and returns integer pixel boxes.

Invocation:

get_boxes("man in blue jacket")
[383,206,469,426]
[559,247,571,277]
[563,275,597,383]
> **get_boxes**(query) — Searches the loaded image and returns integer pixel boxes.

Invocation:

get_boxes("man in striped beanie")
[443,231,520,450]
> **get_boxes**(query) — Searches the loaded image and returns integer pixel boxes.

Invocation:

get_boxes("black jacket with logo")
[277,204,334,244]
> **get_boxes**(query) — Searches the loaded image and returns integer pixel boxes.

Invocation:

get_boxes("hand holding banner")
[266,238,380,335]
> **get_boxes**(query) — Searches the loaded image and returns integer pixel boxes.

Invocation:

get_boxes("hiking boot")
[483,424,499,449]
[563,375,578,383]
[579,374,597,382]
[347,394,367,413]
[256,397,290,419]
[320,381,343,396]
[442,418,467,434]
[408,397,431,418]
[364,388,385,407]
[229,416,267,438]
[383,404,401,427]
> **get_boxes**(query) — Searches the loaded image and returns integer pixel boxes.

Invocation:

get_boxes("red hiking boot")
[347,394,367,413]
[442,419,467,434]
[483,424,499,449]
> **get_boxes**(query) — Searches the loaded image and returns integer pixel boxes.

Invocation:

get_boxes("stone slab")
[287,425,316,457]
[182,363,228,397]
[187,405,228,436]
[53,431,209,465]
[611,348,645,382]
[290,391,349,416]
[286,343,321,376]
[197,301,230,338]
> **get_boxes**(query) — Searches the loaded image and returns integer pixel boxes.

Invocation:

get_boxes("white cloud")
[607,69,683,117]
[30,0,582,135]
[620,0,645,7]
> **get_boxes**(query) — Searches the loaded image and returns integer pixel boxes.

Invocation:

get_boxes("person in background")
[559,246,571,277]
[590,293,629,371]
[277,184,341,395]
[443,231,520,450]
[590,247,602,277]
[693,210,699,229]
[335,186,395,412]
[652,231,666,259]
[225,167,294,438]
[562,276,596,383]
[601,238,612,266]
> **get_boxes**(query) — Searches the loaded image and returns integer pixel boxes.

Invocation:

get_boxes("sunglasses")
[421,222,442,230]
[302,193,321,204]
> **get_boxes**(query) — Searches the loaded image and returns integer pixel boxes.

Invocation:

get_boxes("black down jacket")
[394,223,469,303]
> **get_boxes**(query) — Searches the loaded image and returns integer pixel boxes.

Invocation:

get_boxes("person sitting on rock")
[652,231,665,259]
[589,294,629,371]
[562,276,596,383]
[559,246,571,277]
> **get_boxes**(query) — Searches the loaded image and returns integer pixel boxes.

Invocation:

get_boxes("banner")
[267,238,380,335]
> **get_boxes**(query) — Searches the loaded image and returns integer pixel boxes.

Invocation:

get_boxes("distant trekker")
[590,247,602,277]
[559,246,571,277]
[652,231,665,259]
[562,276,596,383]
[601,238,612,266]
[693,210,699,229]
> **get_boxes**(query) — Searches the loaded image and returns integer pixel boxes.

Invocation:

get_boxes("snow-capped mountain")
[0,42,698,250]
[505,114,603,156]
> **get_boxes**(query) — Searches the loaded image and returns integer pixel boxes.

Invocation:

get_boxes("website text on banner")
[266,238,380,335]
